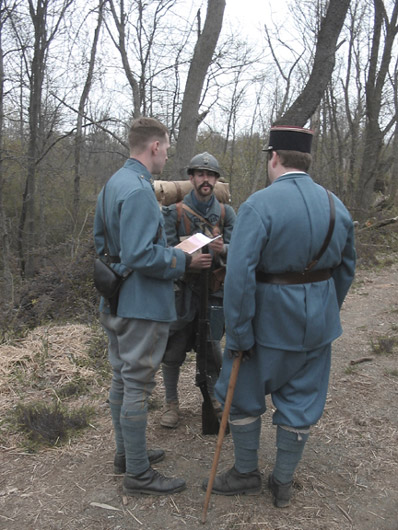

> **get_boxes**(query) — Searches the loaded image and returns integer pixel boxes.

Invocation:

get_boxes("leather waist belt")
[107,255,120,263]
[256,269,332,285]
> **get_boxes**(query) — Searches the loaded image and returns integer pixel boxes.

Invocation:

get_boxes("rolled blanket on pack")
[154,180,231,205]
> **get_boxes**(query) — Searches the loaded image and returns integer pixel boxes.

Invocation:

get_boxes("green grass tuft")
[13,401,94,450]
[371,336,398,355]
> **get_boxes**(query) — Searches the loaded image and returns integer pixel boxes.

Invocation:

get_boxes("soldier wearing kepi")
[203,126,356,506]
[94,118,212,496]
[160,152,236,428]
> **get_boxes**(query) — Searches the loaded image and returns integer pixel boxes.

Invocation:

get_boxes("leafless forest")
[0,0,396,296]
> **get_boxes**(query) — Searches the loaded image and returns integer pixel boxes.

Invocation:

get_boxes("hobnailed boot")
[201,466,262,496]
[123,467,186,496]
[268,474,293,508]
[160,401,180,428]
[114,449,165,474]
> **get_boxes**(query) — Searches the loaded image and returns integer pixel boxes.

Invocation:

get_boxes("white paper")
[175,233,221,254]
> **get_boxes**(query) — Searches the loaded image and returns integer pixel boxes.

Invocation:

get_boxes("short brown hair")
[128,117,169,152]
[275,150,312,172]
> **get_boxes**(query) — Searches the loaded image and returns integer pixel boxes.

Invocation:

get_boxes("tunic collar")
[273,171,310,184]
[124,158,153,183]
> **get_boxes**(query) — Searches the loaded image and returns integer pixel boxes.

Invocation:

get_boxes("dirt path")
[1,264,397,530]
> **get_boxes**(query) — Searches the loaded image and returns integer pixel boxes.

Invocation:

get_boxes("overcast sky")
[224,0,290,40]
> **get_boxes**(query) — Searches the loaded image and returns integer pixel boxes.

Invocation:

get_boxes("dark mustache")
[199,182,214,190]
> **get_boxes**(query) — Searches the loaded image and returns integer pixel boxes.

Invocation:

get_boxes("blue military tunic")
[162,190,236,248]
[162,190,236,325]
[215,172,356,426]
[94,158,187,322]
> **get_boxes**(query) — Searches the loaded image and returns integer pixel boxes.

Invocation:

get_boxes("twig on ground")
[350,357,374,365]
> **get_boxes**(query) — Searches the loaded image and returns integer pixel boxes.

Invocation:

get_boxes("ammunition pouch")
[209,267,226,293]
[93,257,132,315]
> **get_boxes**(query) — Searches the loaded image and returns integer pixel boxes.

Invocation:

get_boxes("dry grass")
[0,324,108,451]
[0,324,105,405]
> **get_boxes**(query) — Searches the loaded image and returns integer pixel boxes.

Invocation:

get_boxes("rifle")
[195,245,221,435]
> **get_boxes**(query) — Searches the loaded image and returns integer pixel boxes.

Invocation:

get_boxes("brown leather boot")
[160,401,180,428]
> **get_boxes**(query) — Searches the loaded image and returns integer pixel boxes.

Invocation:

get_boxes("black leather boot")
[123,467,186,496]
[202,466,262,496]
[114,449,165,474]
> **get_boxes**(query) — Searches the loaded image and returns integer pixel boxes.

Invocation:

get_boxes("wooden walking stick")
[202,351,243,524]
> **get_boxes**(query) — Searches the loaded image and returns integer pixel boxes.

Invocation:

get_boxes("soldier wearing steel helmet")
[160,152,236,429]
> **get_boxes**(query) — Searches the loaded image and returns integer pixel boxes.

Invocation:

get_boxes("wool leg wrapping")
[273,425,310,484]
[120,407,149,476]
[230,417,261,473]
[108,390,125,455]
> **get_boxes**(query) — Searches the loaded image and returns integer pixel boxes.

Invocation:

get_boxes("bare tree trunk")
[356,0,398,211]
[0,0,13,298]
[107,0,141,118]
[16,0,73,277]
[18,1,46,277]
[73,0,104,230]
[172,0,225,179]
[107,0,177,120]
[389,126,398,204]
[277,0,350,126]
[388,58,398,204]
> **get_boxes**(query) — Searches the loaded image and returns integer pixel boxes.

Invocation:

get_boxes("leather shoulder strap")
[101,184,110,257]
[219,203,225,230]
[176,201,183,230]
[181,202,225,233]
[181,203,207,225]
[305,189,335,271]
[176,201,191,235]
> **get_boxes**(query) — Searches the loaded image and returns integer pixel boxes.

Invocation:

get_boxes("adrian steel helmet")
[187,152,220,177]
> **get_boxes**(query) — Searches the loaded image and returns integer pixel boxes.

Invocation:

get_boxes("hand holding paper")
[175,233,222,255]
